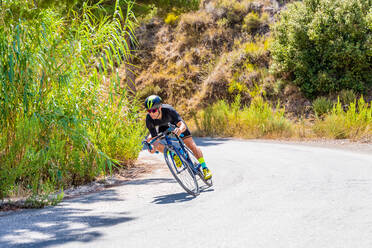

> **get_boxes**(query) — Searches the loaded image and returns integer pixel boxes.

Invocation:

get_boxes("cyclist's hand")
[146,137,155,153]
[173,127,182,136]
[148,142,157,154]
[146,137,159,153]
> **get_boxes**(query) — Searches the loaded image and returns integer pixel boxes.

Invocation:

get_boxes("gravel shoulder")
[0,152,164,213]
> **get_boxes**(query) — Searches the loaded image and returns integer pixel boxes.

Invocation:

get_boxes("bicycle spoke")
[164,148,199,196]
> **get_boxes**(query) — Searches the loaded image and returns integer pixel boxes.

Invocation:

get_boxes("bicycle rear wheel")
[164,148,199,196]
[184,146,213,187]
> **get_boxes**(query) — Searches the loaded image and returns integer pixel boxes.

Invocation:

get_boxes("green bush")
[243,12,260,33]
[194,94,292,138]
[270,0,372,98]
[339,89,356,106]
[135,0,199,19]
[312,97,333,117]
[313,97,372,139]
[198,100,230,136]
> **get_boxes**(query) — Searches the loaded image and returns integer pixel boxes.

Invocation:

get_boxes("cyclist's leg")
[183,136,202,159]
[152,140,165,153]
[183,136,212,179]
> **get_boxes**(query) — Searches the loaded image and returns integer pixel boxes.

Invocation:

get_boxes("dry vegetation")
[131,0,287,116]
[125,0,371,141]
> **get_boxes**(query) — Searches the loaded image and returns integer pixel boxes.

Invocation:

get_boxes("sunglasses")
[147,108,158,113]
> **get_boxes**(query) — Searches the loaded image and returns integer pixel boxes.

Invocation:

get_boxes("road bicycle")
[143,124,213,196]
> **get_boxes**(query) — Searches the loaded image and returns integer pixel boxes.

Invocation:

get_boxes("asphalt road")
[1,138,372,248]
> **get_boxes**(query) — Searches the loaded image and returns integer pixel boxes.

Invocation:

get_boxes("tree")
[270,0,372,98]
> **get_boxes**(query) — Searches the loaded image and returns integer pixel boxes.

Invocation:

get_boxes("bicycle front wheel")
[164,148,199,196]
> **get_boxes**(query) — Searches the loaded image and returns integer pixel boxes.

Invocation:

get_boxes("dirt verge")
[0,152,164,213]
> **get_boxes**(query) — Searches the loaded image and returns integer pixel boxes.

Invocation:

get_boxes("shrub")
[193,94,293,138]
[339,89,356,106]
[312,97,333,117]
[313,97,372,140]
[215,0,252,24]
[138,0,199,18]
[270,0,372,98]
[243,11,260,32]
[198,100,230,136]
[228,79,248,95]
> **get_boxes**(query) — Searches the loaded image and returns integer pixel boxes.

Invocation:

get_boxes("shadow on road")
[193,137,228,147]
[152,192,195,204]
[124,178,176,186]
[70,188,124,204]
[152,186,214,205]
[0,189,135,248]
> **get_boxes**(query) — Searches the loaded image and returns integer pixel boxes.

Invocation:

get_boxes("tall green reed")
[0,0,145,200]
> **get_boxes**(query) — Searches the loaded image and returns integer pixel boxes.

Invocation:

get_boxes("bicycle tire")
[164,147,199,196]
[184,146,213,187]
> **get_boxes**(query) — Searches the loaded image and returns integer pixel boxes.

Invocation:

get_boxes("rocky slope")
[122,0,369,117]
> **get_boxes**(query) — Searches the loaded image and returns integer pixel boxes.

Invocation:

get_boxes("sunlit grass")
[313,97,372,140]
[192,94,293,138]
[191,95,371,142]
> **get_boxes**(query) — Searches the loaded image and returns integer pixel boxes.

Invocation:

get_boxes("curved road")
[1,138,372,248]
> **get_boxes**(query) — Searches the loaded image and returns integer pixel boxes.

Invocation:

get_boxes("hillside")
[122,0,307,117]
[122,0,371,119]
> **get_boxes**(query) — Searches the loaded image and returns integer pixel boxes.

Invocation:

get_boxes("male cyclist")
[145,95,212,180]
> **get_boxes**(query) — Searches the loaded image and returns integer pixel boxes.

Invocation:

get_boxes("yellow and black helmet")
[144,95,162,110]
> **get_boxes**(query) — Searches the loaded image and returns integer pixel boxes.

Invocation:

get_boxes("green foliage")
[228,79,248,95]
[312,97,333,117]
[198,100,230,136]
[88,94,145,165]
[193,93,370,140]
[24,190,64,208]
[0,1,145,200]
[339,89,356,106]
[313,97,372,139]
[271,0,372,98]
[135,0,199,20]
[216,0,252,24]
[242,12,260,32]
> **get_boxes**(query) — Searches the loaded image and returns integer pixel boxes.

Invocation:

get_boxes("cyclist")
[145,95,212,180]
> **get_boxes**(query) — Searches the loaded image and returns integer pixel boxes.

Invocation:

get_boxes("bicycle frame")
[144,126,200,175]
[143,123,212,194]
[164,134,201,174]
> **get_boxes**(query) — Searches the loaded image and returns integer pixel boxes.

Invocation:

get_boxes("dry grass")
[132,0,372,144]
[312,98,372,141]
[188,96,371,142]
[133,0,275,116]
